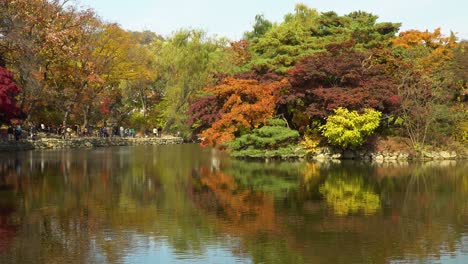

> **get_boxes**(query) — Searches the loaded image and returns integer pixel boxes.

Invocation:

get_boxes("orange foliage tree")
[392,28,456,71]
[230,40,251,66]
[392,28,463,149]
[192,77,287,146]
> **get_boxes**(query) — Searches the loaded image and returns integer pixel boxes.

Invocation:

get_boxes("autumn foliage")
[0,2,465,151]
[189,77,287,146]
[0,67,22,122]
[320,107,382,149]
[187,14,465,150]
[283,43,398,130]
[392,28,456,71]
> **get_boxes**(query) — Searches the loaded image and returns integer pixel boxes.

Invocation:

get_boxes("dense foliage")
[151,30,235,134]
[227,118,305,158]
[283,42,398,130]
[189,77,286,146]
[0,67,22,122]
[320,108,381,149]
[0,2,465,153]
[245,5,400,73]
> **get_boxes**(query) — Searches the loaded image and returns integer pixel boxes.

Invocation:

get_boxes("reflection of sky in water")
[116,236,250,264]
[390,234,468,264]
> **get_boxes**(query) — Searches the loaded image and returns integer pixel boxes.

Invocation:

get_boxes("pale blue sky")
[78,0,467,40]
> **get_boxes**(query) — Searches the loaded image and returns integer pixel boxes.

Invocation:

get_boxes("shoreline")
[1,137,466,162]
[231,147,468,162]
[0,136,184,152]
[306,148,467,161]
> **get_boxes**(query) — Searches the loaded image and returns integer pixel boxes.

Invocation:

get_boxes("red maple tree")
[282,42,399,130]
[0,67,22,123]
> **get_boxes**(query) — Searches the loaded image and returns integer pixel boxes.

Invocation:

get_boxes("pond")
[0,144,467,264]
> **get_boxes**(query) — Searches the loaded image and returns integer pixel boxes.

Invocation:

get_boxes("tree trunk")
[83,105,90,128]
[163,118,174,133]
[63,111,69,127]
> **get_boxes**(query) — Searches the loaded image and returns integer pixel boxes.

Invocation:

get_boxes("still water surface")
[0,144,467,263]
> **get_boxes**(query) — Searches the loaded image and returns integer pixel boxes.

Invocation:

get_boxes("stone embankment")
[0,136,184,152]
[309,148,467,161]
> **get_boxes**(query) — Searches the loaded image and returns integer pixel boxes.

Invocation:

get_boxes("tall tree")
[392,29,464,149]
[77,23,144,127]
[151,30,235,134]
[244,14,273,40]
[452,41,468,100]
[0,0,96,123]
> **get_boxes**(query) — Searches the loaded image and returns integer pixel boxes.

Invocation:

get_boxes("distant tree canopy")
[245,5,400,73]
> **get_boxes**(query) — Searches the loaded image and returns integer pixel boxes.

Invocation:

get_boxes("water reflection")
[319,172,380,216]
[0,145,466,264]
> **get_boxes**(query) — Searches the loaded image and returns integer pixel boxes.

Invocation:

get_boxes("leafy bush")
[320,107,381,149]
[300,135,321,154]
[300,128,322,154]
[227,118,305,158]
[456,121,468,143]
[128,112,146,130]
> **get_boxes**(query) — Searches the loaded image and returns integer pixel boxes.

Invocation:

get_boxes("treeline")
[0,2,467,152]
[0,0,232,132]
[187,4,468,153]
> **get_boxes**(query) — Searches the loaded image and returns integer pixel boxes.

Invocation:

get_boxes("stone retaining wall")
[0,137,184,152]
[309,148,466,161]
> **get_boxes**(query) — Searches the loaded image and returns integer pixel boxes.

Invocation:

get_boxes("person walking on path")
[7,125,14,140]
[120,126,124,137]
[157,127,162,138]
[14,125,22,141]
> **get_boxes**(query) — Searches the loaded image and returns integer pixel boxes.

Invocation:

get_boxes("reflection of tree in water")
[281,161,468,263]
[1,148,467,264]
[301,162,321,190]
[0,206,16,254]
[190,164,305,264]
[388,162,468,262]
[0,145,243,263]
[0,159,20,255]
[0,149,165,263]
[226,160,304,197]
[191,166,276,233]
[319,175,380,216]
[344,162,466,262]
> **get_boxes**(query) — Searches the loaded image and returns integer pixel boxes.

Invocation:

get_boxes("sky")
[78,0,468,40]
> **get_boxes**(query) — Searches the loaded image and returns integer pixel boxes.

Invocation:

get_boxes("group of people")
[2,123,59,140]
[5,125,23,141]
[100,126,137,138]
[2,124,136,141]
[1,123,168,140]
[54,124,139,138]
[150,127,163,138]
